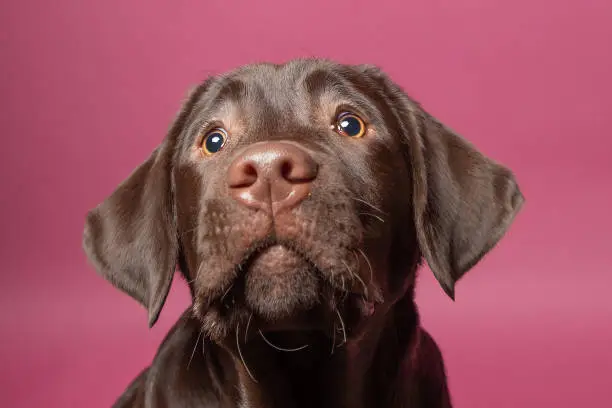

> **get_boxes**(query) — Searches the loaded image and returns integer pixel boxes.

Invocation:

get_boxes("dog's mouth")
[219,241,325,323]
[197,238,380,342]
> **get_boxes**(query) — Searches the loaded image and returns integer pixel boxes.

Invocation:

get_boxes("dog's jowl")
[83,59,524,408]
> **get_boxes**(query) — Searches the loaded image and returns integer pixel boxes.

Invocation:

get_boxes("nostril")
[244,163,257,179]
[228,161,258,188]
[278,157,318,183]
[280,159,293,181]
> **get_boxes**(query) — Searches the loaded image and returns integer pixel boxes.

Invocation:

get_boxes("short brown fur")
[83,58,524,408]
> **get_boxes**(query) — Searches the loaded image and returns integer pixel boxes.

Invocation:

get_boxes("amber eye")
[201,128,227,155]
[335,112,366,138]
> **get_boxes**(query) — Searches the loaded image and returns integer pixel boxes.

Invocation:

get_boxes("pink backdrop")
[2,0,611,407]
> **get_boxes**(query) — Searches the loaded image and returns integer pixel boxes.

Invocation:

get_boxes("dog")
[83,58,524,408]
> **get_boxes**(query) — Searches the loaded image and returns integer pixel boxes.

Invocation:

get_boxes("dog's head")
[83,59,523,343]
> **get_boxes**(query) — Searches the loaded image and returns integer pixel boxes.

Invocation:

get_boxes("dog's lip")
[209,241,309,305]
[234,243,370,299]
[232,239,325,287]
[216,240,372,304]
[237,239,289,270]
[203,238,376,322]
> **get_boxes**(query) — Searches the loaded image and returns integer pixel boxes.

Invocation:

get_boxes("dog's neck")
[208,293,419,408]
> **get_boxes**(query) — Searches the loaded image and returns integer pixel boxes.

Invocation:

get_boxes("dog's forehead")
[229,59,343,98]
[235,61,343,109]
[228,63,309,116]
[198,60,371,128]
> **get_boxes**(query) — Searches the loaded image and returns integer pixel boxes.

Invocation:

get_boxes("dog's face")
[83,59,523,344]
[174,62,418,341]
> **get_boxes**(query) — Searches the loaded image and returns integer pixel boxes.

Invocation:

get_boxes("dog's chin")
[196,244,380,344]
[196,245,323,341]
[244,245,320,320]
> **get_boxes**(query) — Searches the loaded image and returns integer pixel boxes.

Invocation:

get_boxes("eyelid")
[197,121,226,144]
[333,105,369,125]
[332,110,368,139]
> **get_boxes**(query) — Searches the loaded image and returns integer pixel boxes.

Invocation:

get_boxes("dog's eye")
[334,113,366,138]
[201,128,228,155]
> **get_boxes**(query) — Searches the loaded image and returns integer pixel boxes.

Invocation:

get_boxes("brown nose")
[227,142,318,214]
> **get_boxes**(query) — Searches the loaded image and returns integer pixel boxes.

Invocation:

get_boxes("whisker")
[245,313,253,343]
[353,250,360,265]
[335,308,347,347]
[221,284,234,301]
[339,276,349,303]
[342,259,368,299]
[258,330,309,352]
[187,329,203,370]
[341,260,352,276]
[357,248,374,289]
[360,212,385,223]
[236,324,257,383]
[331,323,337,355]
[187,262,206,286]
[353,197,386,214]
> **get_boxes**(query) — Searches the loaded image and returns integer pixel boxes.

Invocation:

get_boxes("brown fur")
[83,58,524,408]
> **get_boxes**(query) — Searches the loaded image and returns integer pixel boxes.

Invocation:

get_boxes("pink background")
[1,0,611,407]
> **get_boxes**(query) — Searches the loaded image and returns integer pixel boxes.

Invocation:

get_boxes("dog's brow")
[302,68,350,99]
[213,78,248,104]
[186,77,251,128]
[301,67,379,118]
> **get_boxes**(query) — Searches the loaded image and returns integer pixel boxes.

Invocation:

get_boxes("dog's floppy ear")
[408,110,524,299]
[82,81,211,327]
[356,65,524,299]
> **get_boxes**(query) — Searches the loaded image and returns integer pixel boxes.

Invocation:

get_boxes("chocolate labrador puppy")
[83,58,524,408]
